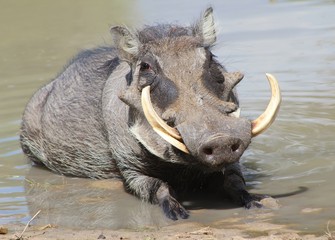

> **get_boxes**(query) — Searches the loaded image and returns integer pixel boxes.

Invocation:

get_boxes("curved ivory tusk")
[251,73,281,137]
[228,108,241,118]
[152,127,190,154]
[141,86,190,153]
[141,86,181,140]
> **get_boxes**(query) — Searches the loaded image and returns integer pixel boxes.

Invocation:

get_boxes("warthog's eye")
[140,62,151,71]
[216,73,224,84]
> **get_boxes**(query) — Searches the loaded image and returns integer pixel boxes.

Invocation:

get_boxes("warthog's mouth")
[141,73,281,154]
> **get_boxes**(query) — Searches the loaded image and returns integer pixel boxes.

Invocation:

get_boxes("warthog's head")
[113,7,281,171]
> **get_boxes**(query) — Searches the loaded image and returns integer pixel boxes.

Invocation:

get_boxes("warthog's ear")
[195,7,216,47]
[111,26,140,62]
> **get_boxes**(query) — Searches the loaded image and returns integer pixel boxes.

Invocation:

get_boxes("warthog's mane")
[138,24,193,43]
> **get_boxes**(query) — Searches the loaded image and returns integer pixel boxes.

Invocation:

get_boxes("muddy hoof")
[260,197,280,209]
[241,192,270,209]
[159,196,189,220]
[243,194,280,209]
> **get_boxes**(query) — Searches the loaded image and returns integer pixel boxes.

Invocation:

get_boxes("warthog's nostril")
[203,147,213,155]
[198,137,244,166]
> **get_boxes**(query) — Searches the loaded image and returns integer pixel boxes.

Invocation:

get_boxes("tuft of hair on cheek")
[129,122,167,160]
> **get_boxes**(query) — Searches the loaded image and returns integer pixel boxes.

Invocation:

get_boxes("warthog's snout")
[173,112,252,170]
[198,135,244,167]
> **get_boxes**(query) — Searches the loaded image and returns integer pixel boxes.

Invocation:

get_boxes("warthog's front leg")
[122,170,189,220]
[156,183,189,220]
[223,163,269,208]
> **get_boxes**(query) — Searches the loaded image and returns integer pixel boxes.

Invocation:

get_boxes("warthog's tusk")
[229,108,241,118]
[251,73,281,137]
[141,86,181,140]
[141,86,190,153]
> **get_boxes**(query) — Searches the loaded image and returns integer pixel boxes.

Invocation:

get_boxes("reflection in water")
[24,167,170,229]
[0,0,335,234]
[23,166,280,229]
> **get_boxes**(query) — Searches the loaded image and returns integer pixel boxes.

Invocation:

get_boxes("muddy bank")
[1,194,332,240]
[1,220,331,240]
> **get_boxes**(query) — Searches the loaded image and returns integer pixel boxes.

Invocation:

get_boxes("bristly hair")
[137,8,217,48]
[138,24,193,44]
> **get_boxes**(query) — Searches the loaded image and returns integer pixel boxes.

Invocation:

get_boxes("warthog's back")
[20,47,121,179]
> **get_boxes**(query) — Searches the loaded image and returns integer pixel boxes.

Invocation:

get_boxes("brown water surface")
[0,0,334,235]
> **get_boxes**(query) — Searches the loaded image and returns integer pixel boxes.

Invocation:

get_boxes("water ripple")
[0,135,19,144]
[0,149,23,158]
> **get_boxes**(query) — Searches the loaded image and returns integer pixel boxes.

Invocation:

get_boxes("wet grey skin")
[20,7,279,220]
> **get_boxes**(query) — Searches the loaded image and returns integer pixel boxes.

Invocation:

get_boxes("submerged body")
[20,8,280,220]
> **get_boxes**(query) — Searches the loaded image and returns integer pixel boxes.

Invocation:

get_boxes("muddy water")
[0,0,334,235]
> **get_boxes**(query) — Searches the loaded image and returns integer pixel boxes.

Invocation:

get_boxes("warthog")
[20,7,281,220]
